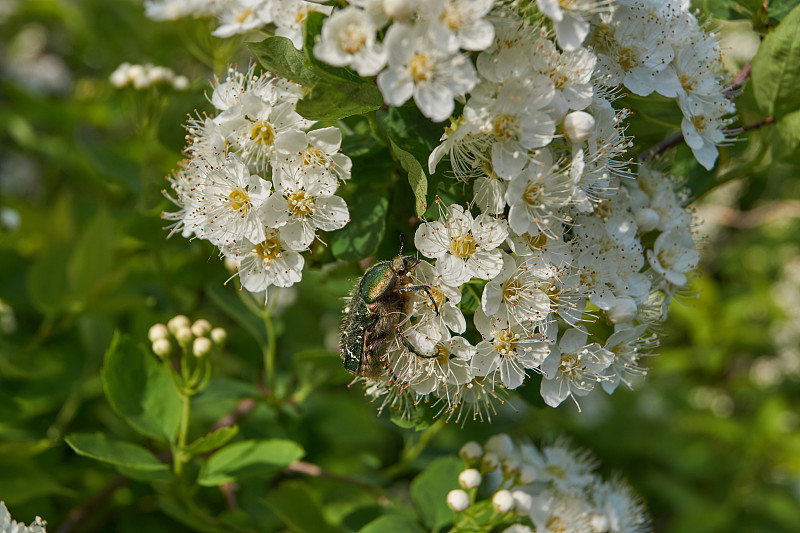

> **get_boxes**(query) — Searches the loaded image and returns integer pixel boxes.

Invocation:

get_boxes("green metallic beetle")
[339,254,438,377]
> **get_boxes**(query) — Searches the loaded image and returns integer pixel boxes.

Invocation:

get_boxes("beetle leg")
[395,284,440,316]
[395,324,439,359]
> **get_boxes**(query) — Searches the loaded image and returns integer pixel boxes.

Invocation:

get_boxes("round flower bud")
[382,0,415,20]
[511,490,532,515]
[109,67,129,88]
[152,338,172,358]
[482,452,499,471]
[172,75,189,90]
[193,337,212,357]
[459,441,483,462]
[148,65,173,84]
[168,315,191,334]
[502,458,520,477]
[211,327,227,345]
[191,319,212,337]
[446,489,470,512]
[126,64,145,83]
[634,207,660,233]
[175,326,193,345]
[132,71,150,90]
[518,464,537,485]
[492,490,514,514]
[223,257,240,272]
[148,323,169,342]
[458,469,482,489]
[562,111,596,143]
[485,434,514,458]
[590,513,610,533]
[607,296,638,324]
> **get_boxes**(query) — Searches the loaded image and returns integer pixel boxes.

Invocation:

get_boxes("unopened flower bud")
[191,319,212,337]
[492,490,514,513]
[382,0,415,20]
[446,489,470,512]
[211,327,227,345]
[460,441,483,462]
[502,458,520,476]
[126,64,145,83]
[458,469,482,489]
[148,65,173,83]
[152,338,171,358]
[482,452,499,471]
[590,513,610,532]
[223,257,240,272]
[607,297,638,324]
[503,525,533,533]
[485,434,514,458]
[175,326,193,345]
[148,323,169,342]
[172,75,189,90]
[511,490,532,515]
[168,315,191,334]
[193,337,212,357]
[562,111,596,143]
[110,68,128,88]
[518,464,537,484]
[132,72,150,90]
[634,207,660,233]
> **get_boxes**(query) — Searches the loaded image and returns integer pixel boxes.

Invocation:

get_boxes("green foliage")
[102,332,182,443]
[410,456,463,531]
[390,138,428,217]
[198,439,305,486]
[331,193,389,261]
[359,515,426,533]
[184,425,240,455]
[248,37,320,87]
[65,433,167,471]
[751,4,800,117]
[296,81,384,121]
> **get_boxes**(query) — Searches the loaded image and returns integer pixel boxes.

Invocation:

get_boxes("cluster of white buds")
[1,501,47,533]
[149,315,226,359]
[109,62,189,90]
[162,64,352,304]
[445,435,651,533]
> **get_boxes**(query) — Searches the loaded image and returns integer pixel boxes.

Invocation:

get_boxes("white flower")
[273,126,353,183]
[272,0,333,49]
[481,253,552,326]
[407,260,466,336]
[646,227,699,286]
[213,0,270,38]
[529,492,594,533]
[680,98,734,170]
[506,162,575,237]
[537,0,606,51]
[601,324,652,394]
[377,23,477,122]
[539,327,613,407]
[313,6,387,76]
[521,440,597,496]
[472,309,550,390]
[185,154,273,246]
[419,0,496,53]
[590,477,651,533]
[414,204,507,285]
[261,169,349,250]
[221,227,305,300]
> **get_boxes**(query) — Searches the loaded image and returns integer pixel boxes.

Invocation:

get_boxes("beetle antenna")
[399,233,406,256]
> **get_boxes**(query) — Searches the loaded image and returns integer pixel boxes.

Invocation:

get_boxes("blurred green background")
[1,0,799,531]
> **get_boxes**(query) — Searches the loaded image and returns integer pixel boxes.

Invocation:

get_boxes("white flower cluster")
[593,0,735,169]
[163,65,351,302]
[109,62,189,90]
[357,3,703,420]
[447,435,651,533]
[1,502,46,533]
[144,0,333,46]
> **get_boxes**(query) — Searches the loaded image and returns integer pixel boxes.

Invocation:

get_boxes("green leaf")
[68,209,116,296]
[65,433,167,471]
[184,425,239,456]
[293,349,351,386]
[198,439,305,486]
[390,138,428,216]
[359,515,426,533]
[248,36,319,87]
[101,332,182,443]
[410,456,463,531]
[26,242,72,315]
[775,108,800,154]
[296,81,384,121]
[751,4,800,117]
[331,193,389,261]
[263,481,337,533]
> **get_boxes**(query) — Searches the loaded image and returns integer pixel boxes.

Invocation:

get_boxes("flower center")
[440,6,463,31]
[429,286,445,309]
[296,9,308,24]
[546,516,567,533]
[680,74,694,92]
[409,54,433,82]
[492,114,517,140]
[435,343,451,365]
[549,68,569,90]
[339,24,367,54]
[493,329,517,355]
[236,9,253,23]
[250,122,275,146]
[524,232,548,249]
[618,48,638,70]
[523,183,543,205]
[503,278,523,303]
[559,352,580,375]
[254,236,281,262]
[302,147,326,167]
[228,189,250,212]
[289,190,315,217]
[691,115,707,134]
[450,234,476,259]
